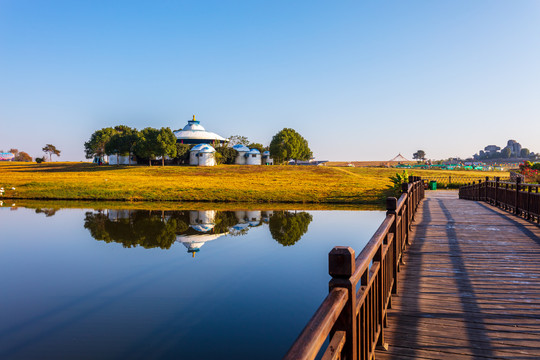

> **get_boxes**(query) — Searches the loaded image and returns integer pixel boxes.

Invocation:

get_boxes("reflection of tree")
[84,211,190,249]
[35,208,58,217]
[213,211,239,234]
[269,211,313,246]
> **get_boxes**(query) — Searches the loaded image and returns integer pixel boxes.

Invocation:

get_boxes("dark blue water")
[0,204,384,360]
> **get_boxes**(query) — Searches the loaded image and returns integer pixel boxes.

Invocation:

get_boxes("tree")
[269,128,312,164]
[105,126,140,165]
[214,144,238,164]
[135,127,177,166]
[412,150,426,161]
[228,135,250,146]
[84,127,117,160]
[174,143,191,164]
[248,142,265,153]
[269,211,313,246]
[521,148,530,158]
[15,151,32,162]
[501,147,512,159]
[42,144,61,161]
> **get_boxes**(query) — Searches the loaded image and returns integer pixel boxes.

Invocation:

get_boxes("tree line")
[85,125,313,166]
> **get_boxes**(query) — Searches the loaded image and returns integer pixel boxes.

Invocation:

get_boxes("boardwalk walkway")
[376,191,540,359]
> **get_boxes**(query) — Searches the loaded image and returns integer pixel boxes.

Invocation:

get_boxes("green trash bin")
[429,181,437,190]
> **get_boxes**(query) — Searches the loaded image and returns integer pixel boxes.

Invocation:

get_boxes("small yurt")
[262,151,273,165]
[233,144,250,165]
[189,144,206,165]
[198,145,216,166]
[246,211,261,227]
[189,210,216,227]
[246,149,261,165]
[108,154,131,165]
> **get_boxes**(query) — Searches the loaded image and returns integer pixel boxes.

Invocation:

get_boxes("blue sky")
[1,0,539,161]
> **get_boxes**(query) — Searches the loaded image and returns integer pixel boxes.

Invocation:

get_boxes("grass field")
[0,162,509,204]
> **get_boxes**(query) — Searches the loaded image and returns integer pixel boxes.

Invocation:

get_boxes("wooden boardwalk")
[376,191,540,360]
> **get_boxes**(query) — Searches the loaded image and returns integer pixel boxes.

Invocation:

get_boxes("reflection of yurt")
[262,151,273,165]
[176,210,225,257]
[246,149,261,165]
[107,209,131,221]
[262,211,273,223]
[233,144,250,165]
[175,233,226,257]
[246,211,261,226]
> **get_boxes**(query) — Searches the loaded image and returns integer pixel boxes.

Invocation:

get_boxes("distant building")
[174,115,226,145]
[0,153,15,161]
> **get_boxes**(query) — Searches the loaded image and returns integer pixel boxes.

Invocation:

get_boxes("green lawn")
[0,162,509,204]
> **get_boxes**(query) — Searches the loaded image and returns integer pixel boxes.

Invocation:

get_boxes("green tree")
[215,143,238,164]
[501,147,512,159]
[413,150,426,161]
[42,144,61,161]
[105,126,140,165]
[228,135,250,146]
[135,127,177,166]
[248,142,265,153]
[174,143,191,164]
[84,127,117,160]
[269,128,312,164]
[521,148,530,158]
[269,211,313,246]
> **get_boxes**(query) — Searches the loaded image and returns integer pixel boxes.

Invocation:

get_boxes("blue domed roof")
[247,149,260,155]
[262,151,270,156]
[233,144,250,152]
[191,144,206,151]
[199,145,216,153]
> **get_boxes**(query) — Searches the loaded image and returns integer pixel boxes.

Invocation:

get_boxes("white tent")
[389,154,411,162]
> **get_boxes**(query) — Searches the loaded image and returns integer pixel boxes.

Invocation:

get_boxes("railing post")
[387,197,398,295]
[527,185,531,220]
[495,177,499,207]
[515,177,521,215]
[484,176,489,202]
[329,247,357,360]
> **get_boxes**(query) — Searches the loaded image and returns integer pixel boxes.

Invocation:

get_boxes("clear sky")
[1,0,539,161]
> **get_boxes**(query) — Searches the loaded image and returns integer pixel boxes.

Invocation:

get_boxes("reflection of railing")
[459,177,540,223]
[283,177,425,360]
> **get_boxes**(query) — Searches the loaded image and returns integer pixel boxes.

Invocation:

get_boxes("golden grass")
[0,162,509,204]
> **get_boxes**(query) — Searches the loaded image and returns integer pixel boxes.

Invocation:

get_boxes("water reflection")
[83,209,313,256]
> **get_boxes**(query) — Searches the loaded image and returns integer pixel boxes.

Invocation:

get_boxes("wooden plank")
[376,191,540,359]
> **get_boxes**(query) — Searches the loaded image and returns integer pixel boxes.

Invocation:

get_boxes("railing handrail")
[459,177,540,224]
[283,177,425,360]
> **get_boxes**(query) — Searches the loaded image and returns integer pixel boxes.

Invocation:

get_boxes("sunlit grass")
[0,162,509,204]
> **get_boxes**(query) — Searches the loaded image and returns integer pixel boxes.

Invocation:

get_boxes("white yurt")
[198,145,216,166]
[174,115,226,145]
[189,144,206,165]
[246,211,261,226]
[246,149,261,165]
[189,210,216,227]
[233,144,250,165]
[108,154,132,165]
[262,151,273,165]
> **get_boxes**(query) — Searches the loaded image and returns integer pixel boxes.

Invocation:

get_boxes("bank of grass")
[0,162,509,204]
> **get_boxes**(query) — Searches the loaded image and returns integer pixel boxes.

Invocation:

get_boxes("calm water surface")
[0,203,384,360]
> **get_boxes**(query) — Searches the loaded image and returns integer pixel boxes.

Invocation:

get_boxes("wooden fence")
[283,177,425,360]
[421,175,510,187]
[459,177,540,223]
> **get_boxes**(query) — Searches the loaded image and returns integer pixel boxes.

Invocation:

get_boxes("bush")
[35,157,44,163]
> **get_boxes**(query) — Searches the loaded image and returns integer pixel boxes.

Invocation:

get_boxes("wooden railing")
[283,177,425,360]
[421,175,510,187]
[459,177,540,223]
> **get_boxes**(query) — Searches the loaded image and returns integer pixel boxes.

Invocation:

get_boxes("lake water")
[0,203,384,360]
